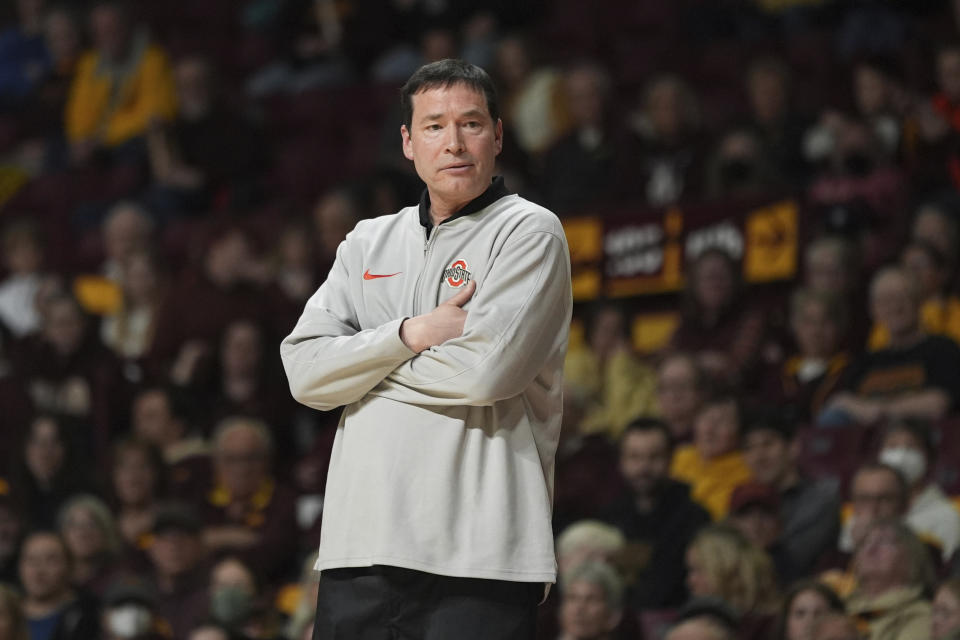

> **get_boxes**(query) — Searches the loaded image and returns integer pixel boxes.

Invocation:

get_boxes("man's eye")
[428,124,442,131]
[465,121,480,128]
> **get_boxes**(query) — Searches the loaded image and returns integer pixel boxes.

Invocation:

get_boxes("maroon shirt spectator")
[668,248,766,389]
[13,293,125,454]
[130,386,210,500]
[148,227,266,384]
[198,417,299,583]
[8,415,92,530]
[145,504,211,640]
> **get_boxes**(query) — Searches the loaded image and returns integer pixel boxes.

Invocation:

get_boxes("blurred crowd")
[6,0,960,639]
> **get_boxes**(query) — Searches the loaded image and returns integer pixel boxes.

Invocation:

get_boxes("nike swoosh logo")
[363,269,401,280]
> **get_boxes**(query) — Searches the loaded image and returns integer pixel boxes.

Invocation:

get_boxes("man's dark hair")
[400,59,499,130]
[620,417,673,453]
[741,406,796,443]
[881,418,937,464]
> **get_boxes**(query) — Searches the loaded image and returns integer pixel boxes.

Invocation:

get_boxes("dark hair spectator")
[776,580,844,640]
[110,437,166,552]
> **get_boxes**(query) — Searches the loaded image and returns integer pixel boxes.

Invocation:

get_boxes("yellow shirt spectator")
[65,35,176,147]
[670,445,753,520]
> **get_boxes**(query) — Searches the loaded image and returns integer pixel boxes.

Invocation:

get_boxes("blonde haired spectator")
[685,524,780,617]
[558,561,624,640]
[556,520,625,576]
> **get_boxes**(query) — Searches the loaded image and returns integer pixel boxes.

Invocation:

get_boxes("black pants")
[313,566,541,640]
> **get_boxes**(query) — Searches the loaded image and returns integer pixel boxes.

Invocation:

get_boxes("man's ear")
[401,125,414,161]
[494,118,503,155]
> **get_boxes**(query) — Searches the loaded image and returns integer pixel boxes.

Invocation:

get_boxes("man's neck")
[25,590,73,618]
[429,200,468,227]
[778,468,800,492]
[888,327,923,349]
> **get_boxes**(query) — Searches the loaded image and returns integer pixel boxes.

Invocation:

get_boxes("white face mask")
[107,605,152,638]
[879,447,927,485]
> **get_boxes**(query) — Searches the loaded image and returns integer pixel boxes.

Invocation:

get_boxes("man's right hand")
[400,280,476,353]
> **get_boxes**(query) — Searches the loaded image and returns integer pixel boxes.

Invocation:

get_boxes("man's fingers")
[444,280,476,307]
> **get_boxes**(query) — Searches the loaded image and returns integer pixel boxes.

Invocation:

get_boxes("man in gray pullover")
[281,59,572,639]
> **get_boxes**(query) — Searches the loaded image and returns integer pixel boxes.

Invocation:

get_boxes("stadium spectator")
[725,483,794,583]
[56,494,122,595]
[705,127,782,199]
[803,235,860,299]
[933,577,960,640]
[740,413,841,576]
[776,580,845,640]
[541,61,617,214]
[874,420,960,559]
[0,496,24,586]
[494,34,567,157]
[0,0,49,104]
[199,417,298,581]
[668,248,766,386]
[563,301,657,439]
[149,226,265,382]
[18,530,99,640]
[867,240,960,349]
[807,120,906,262]
[910,202,958,271]
[626,73,703,207]
[8,415,91,529]
[743,56,808,183]
[819,266,960,426]
[99,201,154,283]
[684,524,780,638]
[207,556,260,634]
[557,562,624,640]
[64,0,176,164]
[602,417,710,609]
[845,519,934,640]
[0,582,28,640]
[145,504,209,640]
[555,521,625,578]
[836,463,909,562]
[769,288,849,421]
[100,249,163,361]
[311,187,366,281]
[205,320,295,455]
[110,437,165,551]
[0,220,45,338]
[655,352,707,443]
[14,292,123,450]
[130,385,209,499]
[670,394,753,520]
[145,55,264,217]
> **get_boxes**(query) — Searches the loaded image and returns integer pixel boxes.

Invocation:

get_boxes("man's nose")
[445,126,465,153]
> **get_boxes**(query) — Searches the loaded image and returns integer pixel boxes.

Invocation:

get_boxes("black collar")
[418,176,510,235]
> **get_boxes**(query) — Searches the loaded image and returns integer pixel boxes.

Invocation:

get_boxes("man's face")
[0,506,22,560]
[619,430,670,497]
[870,272,918,337]
[215,427,269,499]
[148,530,201,579]
[849,469,903,545]
[90,5,129,62]
[730,506,780,549]
[805,246,847,295]
[559,579,619,639]
[742,429,790,487]
[791,298,839,359]
[19,534,70,601]
[657,357,701,434]
[693,401,739,460]
[133,391,176,447]
[401,84,502,214]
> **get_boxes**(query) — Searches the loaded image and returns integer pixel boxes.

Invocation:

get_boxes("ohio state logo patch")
[442,259,471,288]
